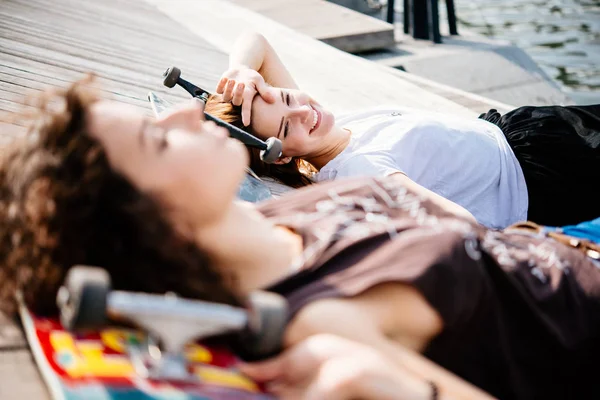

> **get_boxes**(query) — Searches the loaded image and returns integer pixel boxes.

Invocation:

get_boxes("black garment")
[479,105,600,226]
[259,177,600,400]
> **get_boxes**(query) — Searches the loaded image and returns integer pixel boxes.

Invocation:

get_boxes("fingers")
[256,81,276,104]
[216,76,228,95]
[221,79,236,103]
[240,336,331,385]
[242,81,260,121]
[302,358,359,400]
[217,77,255,126]
[241,335,418,400]
[259,358,357,400]
[231,83,245,107]
[218,79,253,126]
[215,69,274,126]
[241,90,253,126]
[238,359,282,382]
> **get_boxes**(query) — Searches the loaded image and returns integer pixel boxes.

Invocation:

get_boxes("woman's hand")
[216,67,277,126]
[238,334,434,400]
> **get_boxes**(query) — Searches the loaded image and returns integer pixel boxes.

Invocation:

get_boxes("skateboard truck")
[162,66,283,164]
[56,266,288,381]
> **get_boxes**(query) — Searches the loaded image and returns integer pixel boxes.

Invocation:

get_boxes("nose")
[155,101,204,131]
[288,105,313,123]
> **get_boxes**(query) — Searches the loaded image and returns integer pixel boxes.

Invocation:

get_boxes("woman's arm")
[216,32,299,125]
[390,173,478,225]
[334,156,478,225]
[284,284,495,399]
[240,334,436,400]
[228,31,298,89]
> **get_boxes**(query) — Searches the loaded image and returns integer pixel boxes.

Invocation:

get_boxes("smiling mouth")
[309,107,321,135]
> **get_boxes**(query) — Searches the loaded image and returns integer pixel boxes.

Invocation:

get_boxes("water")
[453,0,600,104]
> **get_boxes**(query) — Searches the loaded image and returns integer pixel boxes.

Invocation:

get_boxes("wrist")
[358,367,436,400]
[227,63,254,72]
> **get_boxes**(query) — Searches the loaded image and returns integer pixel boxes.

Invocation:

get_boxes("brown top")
[258,177,600,399]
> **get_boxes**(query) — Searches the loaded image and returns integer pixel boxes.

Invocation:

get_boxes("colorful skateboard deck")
[19,303,273,400]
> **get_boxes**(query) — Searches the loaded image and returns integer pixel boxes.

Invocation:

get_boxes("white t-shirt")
[315,106,528,229]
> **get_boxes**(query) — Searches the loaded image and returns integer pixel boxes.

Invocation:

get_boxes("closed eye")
[283,91,291,138]
[139,119,169,153]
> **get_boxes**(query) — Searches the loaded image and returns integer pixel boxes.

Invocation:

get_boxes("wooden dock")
[0,0,517,396]
[228,0,395,53]
[0,0,233,143]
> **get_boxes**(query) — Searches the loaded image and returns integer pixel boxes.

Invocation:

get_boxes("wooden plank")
[0,349,50,399]
[8,0,224,51]
[0,54,188,108]
[0,313,26,350]
[0,0,235,144]
[0,9,226,61]
[228,0,395,53]
[0,34,224,93]
[0,36,213,90]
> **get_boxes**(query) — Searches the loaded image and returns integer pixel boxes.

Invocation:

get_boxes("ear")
[273,156,292,165]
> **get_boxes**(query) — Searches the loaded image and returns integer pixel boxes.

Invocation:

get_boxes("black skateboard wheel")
[260,137,283,164]
[163,66,181,88]
[57,265,110,331]
[234,291,288,361]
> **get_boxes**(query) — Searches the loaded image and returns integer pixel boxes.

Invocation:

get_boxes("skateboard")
[160,66,282,165]
[20,266,288,400]
[147,91,273,203]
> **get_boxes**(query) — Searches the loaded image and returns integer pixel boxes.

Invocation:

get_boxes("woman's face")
[250,88,335,159]
[86,100,248,224]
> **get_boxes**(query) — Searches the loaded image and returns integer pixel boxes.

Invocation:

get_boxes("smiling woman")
[205,93,318,188]
[211,31,600,229]
[248,87,345,169]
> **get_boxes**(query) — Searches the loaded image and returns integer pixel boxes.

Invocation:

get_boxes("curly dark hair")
[0,79,241,317]
[205,94,316,188]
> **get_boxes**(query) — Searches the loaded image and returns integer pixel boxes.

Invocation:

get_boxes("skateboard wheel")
[260,137,283,164]
[234,291,288,361]
[57,266,110,331]
[163,66,181,88]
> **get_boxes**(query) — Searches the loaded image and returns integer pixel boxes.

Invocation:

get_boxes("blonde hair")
[205,94,316,188]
